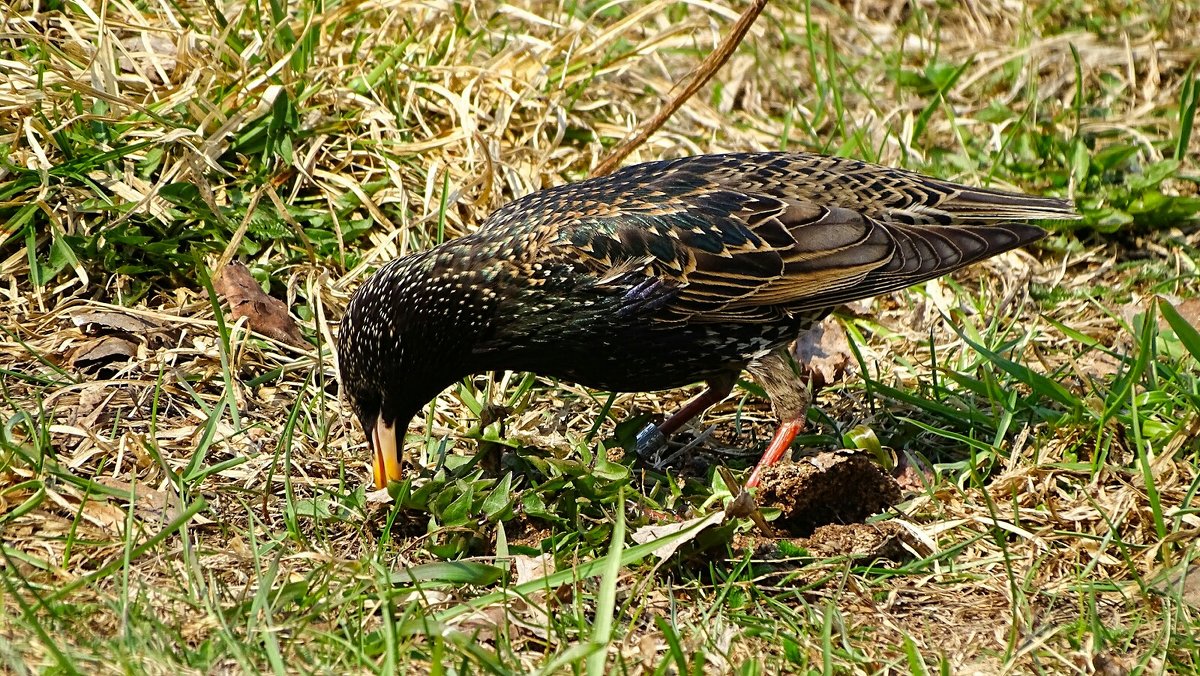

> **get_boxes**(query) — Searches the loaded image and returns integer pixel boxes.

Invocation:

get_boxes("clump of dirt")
[755,451,902,536]
[797,521,910,560]
[743,521,912,564]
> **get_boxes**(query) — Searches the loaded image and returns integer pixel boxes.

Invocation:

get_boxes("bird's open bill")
[371,414,403,489]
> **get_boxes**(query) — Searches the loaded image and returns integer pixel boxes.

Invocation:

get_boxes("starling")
[338,152,1076,490]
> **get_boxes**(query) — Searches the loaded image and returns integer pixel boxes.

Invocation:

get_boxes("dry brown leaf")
[70,336,137,371]
[892,451,936,494]
[214,262,308,348]
[71,310,161,335]
[792,316,854,390]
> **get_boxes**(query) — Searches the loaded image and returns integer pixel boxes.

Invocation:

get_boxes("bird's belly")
[495,321,799,393]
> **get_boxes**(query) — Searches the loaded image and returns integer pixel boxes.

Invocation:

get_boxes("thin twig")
[589,0,770,178]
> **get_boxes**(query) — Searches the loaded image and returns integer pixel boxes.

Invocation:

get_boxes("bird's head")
[337,251,484,489]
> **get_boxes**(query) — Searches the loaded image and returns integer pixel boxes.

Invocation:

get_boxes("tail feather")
[938,184,1080,222]
[778,219,1048,315]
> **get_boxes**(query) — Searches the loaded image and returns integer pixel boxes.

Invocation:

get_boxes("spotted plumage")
[338,152,1078,489]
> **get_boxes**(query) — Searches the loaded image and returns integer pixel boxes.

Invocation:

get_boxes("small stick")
[719,466,776,536]
[590,0,770,178]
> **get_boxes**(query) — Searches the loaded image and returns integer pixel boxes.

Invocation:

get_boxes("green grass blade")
[587,487,624,676]
[956,329,1080,410]
[46,497,208,603]
[1158,297,1200,363]
[393,561,506,586]
[1176,65,1198,161]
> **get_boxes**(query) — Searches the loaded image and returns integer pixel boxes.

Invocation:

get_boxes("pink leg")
[636,374,736,454]
[744,419,803,488]
[657,380,733,436]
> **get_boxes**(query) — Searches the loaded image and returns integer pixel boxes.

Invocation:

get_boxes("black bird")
[338,152,1076,490]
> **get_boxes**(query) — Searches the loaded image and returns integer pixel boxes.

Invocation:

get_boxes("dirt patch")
[743,521,912,563]
[797,521,910,560]
[756,451,902,536]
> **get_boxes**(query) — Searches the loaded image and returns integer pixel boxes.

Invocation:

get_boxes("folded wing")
[541,152,1076,323]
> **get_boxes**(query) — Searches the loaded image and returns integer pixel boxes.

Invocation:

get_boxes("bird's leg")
[744,347,812,488]
[635,372,737,456]
[744,420,804,487]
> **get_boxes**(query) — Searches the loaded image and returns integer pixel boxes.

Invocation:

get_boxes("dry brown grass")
[2,0,1199,672]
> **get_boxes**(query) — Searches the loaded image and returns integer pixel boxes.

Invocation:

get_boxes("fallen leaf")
[70,336,137,371]
[629,509,726,561]
[214,262,308,348]
[511,553,555,587]
[71,310,160,335]
[892,451,935,493]
[365,487,394,504]
[118,34,179,79]
[792,316,854,389]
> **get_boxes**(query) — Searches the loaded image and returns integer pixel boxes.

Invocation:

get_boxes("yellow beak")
[371,413,403,489]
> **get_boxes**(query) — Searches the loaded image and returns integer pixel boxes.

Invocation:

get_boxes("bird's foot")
[635,423,668,457]
[635,423,678,470]
[636,423,717,472]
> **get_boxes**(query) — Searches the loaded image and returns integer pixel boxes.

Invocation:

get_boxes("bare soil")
[755,451,903,536]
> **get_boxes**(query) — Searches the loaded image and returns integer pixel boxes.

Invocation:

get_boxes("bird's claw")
[636,423,718,472]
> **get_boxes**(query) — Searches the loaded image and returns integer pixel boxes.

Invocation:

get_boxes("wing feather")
[521,152,1076,324]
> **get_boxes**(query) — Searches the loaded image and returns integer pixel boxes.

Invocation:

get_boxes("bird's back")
[458,152,1075,390]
